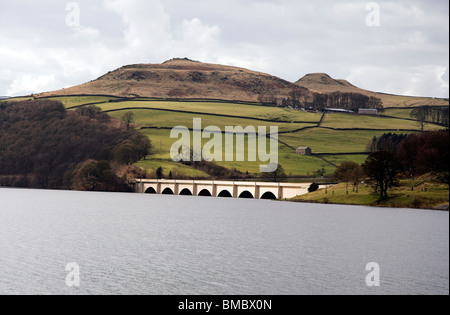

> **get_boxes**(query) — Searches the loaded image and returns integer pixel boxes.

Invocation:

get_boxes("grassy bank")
[292,181,449,210]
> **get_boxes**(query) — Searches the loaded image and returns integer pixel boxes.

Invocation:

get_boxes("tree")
[397,131,449,184]
[315,168,326,178]
[156,167,163,180]
[121,111,135,131]
[362,151,401,199]
[0,99,151,191]
[113,141,139,165]
[366,133,407,155]
[308,182,320,193]
[72,160,120,192]
[75,105,110,123]
[260,164,287,182]
[129,132,152,161]
[113,133,152,165]
[116,164,146,186]
[333,161,363,194]
[411,107,429,131]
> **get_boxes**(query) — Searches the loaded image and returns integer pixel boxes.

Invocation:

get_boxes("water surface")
[0,188,448,295]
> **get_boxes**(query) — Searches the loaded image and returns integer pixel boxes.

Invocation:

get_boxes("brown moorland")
[41,58,310,103]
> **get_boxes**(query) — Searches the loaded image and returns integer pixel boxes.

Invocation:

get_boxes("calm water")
[0,188,448,295]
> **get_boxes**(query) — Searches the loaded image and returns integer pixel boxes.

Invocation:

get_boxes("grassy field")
[382,108,414,119]
[93,100,322,123]
[51,96,114,107]
[293,181,449,210]
[83,98,446,177]
[104,107,317,133]
[138,128,336,176]
[279,128,400,153]
[4,96,33,102]
[317,154,368,167]
[321,112,442,131]
[11,95,447,179]
[136,158,210,178]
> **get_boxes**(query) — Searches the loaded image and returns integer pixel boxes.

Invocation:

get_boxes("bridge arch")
[136,180,311,199]
[162,188,174,195]
[180,188,193,196]
[198,189,212,197]
[145,187,157,194]
[239,191,254,199]
[261,192,277,200]
[218,190,232,198]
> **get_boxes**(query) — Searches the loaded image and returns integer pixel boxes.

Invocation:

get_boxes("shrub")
[308,182,320,193]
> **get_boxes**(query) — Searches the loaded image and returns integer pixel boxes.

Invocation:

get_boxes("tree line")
[334,131,449,198]
[410,106,449,130]
[0,100,151,191]
[272,90,384,112]
[308,91,383,112]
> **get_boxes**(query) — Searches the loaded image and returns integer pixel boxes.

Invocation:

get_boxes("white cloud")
[7,74,56,96]
[72,26,101,38]
[0,0,448,98]
[175,18,221,61]
[347,65,449,97]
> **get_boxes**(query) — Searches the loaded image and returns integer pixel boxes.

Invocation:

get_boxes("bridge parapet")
[134,179,320,199]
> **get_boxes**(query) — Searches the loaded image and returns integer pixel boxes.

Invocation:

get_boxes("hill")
[41,58,310,103]
[296,73,449,108]
[39,59,449,108]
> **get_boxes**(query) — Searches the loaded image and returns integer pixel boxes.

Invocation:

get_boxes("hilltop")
[39,59,449,108]
[296,73,449,108]
[41,58,310,103]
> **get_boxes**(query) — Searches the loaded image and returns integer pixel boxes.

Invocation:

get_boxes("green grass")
[95,100,322,123]
[49,96,115,108]
[382,108,414,120]
[321,113,439,130]
[279,128,400,153]
[3,96,33,102]
[136,159,209,178]
[140,128,334,176]
[105,108,316,133]
[317,154,368,166]
[293,181,449,210]
[55,96,448,180]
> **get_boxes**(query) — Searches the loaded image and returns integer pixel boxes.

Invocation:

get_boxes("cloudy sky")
[0,0,448,98]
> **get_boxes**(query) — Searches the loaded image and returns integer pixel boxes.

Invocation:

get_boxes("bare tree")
[121,111,135,131]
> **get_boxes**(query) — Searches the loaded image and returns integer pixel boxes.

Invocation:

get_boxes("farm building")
[324,108,355,114]
[358,108,378,115]
[296,147,312,155]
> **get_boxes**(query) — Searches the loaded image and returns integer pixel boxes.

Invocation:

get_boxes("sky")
[0,0,448,98]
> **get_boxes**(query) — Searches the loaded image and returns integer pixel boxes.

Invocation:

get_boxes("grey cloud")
[0,0,448,98]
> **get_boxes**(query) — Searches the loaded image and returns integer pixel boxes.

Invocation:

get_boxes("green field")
[94,100,322,123]
[105,107,317,133]
[321,112,441,131]
[382,108,414,119]
[293,181,449,210]
[15,96,447,178]
[279,128,399,153]
[52,96,115,107]
[4,96,33,102]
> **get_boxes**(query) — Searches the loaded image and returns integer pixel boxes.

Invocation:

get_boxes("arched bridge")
[134,179,316,200]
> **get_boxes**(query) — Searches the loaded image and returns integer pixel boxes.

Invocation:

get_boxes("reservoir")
[0,188,448,295]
